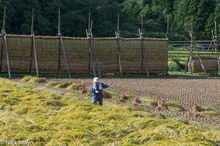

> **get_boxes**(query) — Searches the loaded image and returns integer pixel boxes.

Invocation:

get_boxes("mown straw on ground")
[0,78,219,145]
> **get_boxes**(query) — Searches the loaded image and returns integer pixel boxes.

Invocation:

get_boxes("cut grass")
[167,101,185,112]
[201,107,220,119]
[21,76,33,82]
[203,107,216,112]
[141,97,158,107]
[0,78,220,145]
[66,83,81,90]
[54,83,71,89]
[28,77,47,83]
[45,82,59,87]
[200,111,220,119]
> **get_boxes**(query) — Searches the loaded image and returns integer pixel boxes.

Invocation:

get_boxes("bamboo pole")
[86,12,96,77]
[115,13,122,76]
[87,12,91,73]
[166,16,170,39]
[189,18,193,74]
[189,17,207,77]
[1,7,11,78]
[58,9,61,73]
[214,21,219,72]
[139,15,149,78]
[0,26,3,72]
[31,8,39,77]
[58,9,71,78]
[90,20,101,78]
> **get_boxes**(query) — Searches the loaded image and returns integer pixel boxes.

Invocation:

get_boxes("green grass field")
[168,50,220,62]
[0,78,220,145]
[168,50,220,73]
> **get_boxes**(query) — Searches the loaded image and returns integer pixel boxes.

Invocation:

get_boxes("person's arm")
[101,83,109,88]
[91,85,95,93]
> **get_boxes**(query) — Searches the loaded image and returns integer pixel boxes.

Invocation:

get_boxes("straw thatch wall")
[0,34,168,75]
[188,56,218,74]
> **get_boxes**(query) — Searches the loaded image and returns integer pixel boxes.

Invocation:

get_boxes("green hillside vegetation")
[0,0,220,40]
[0,78,220,145]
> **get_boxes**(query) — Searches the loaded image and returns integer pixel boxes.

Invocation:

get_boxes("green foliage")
[0,0,218,40]
[0,79,220,145]
[168,58,185,72]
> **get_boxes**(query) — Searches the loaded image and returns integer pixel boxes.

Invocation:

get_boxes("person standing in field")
[91,77,111,106]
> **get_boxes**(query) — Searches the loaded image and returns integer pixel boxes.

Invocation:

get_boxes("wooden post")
[58,9,71,78]
[0,34,3,72]
[31,8,39,77]
[115,13,123,76]
[90,20,101,78]
[88,12,91,74]
[166,16,170,39]
[139,15,149,78]
[189,18,194,74]
[189,17,207,77]
[166,16,170,75]
[215,21,217,38]
[58,9,61,73]
[214,21,219,72]
[86,12,96,77]
[1,7,11,78]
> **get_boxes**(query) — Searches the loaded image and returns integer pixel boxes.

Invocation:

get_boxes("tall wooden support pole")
[1,7,11,78]
[86,12,96,77]
[31,8,39,77]
[211,30,215,55]
[58,9,71,78]
[215,21,217,38]
[189,17,207,77]
[214,21,219,72]
[115,13,122,76]
[139,15,149,78]
[90,20,101,78]
[58,9,61,73]
[0,36,3,72]
[87,12,91,73]
[166,16,170,39]
[189,17,194,74]
[166,16,170,75]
